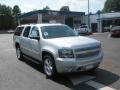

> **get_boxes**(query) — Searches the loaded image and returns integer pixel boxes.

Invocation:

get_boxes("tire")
[109,33,113,37]
[16,45,24,60]
[43,54,57,79]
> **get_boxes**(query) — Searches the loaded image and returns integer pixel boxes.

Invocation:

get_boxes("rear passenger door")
[21,26,31,55]
[29,26,41,60]
[13,26,24,46]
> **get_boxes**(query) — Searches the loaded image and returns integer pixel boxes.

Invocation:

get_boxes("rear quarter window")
[14,27,24,36]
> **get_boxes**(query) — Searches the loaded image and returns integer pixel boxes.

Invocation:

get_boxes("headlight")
[58,49,74,58]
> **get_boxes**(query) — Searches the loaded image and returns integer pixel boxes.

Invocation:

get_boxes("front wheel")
[43,55,57,79]
[109,33,113,37]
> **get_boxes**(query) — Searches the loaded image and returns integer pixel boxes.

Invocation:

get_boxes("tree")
[60,6,70,11]
[43,6,50,10]
[96,10,101,14]
[103,0,120,12]
[89,12,93,15]
[12,5,21,27]
[0,4,14,30]
[12,5,21,16]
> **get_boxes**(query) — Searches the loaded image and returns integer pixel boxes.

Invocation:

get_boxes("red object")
[110,26,120,37]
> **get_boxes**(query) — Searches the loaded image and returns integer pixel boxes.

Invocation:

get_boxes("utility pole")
[88,0,90,29]
[97,10,101,32]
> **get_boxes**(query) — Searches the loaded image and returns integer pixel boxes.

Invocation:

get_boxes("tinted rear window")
[80,26,87,28]
[14,27,24,36]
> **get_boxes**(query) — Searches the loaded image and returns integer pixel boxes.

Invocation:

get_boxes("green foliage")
[0,4,14,30]
[0,4,21,30]
[12,5,21,28]
[103,0,120,12]
[60,6,70,11]
[13,5,21,16]
[96,10,101,14]
[43,6,50,10]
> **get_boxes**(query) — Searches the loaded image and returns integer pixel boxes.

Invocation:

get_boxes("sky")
[0,0,106,14]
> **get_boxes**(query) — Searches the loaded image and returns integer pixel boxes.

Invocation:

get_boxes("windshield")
[80,25,87,28]
[41,25,78,39]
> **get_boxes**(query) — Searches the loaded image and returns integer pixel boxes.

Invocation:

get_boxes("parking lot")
[0,33,120,90]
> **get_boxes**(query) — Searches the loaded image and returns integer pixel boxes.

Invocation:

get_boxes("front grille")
[74,45,100,59]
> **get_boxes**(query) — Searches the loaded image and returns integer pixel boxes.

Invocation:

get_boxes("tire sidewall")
[16,46,23,60]
[43,55,56,78]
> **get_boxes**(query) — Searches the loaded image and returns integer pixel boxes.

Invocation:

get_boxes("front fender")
[42,46,58,60]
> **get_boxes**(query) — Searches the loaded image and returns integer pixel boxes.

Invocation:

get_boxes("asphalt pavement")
[0,33,119,90]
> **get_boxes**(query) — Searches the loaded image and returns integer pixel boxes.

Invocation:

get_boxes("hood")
[44,36,100,49]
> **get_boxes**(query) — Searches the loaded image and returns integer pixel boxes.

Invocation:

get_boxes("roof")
[85,11,120,16]
[18,10,85,19]
[19,23,66,27]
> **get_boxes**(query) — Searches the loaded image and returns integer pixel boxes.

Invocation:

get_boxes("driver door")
[29,26,41,60]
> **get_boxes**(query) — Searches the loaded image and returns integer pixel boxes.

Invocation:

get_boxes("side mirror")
[30,36,40,40]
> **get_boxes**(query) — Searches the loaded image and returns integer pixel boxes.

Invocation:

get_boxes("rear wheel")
[43,54,57,79]
[16,45,24,60]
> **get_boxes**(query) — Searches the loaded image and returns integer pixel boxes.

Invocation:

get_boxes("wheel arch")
[15,42,20,48]
[42,50,55,61]
[42,50,58,77]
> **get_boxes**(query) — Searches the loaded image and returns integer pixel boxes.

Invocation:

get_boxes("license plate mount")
[85,65,93,70]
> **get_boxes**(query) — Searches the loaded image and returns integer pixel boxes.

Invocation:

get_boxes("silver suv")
[13,24,103,78]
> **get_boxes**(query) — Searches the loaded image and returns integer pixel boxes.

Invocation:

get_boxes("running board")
[23,55,42,65]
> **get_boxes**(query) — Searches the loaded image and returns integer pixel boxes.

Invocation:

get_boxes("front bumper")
[55,52,104,73]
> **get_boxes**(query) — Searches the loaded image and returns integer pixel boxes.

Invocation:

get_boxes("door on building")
[91,23,98,32]
[65,17,73,28]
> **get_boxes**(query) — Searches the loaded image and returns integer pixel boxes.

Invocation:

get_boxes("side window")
[23,26,31,37]
[14,27,24,36]
[30,27,39,37]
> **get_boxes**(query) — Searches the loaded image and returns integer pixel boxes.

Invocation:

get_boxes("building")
[82,12,120,32]
[18,10,120,33]
[18,10,85,28]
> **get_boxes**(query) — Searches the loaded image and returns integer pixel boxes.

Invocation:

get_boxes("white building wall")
[90,14,99,23]
[83,12,120,32]
[82,14,100,32]
[101,12,120,19]
[82,15,99,25]
[37,14,42,23]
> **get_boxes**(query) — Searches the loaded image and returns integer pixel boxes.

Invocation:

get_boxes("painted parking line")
[86,80,116,90]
